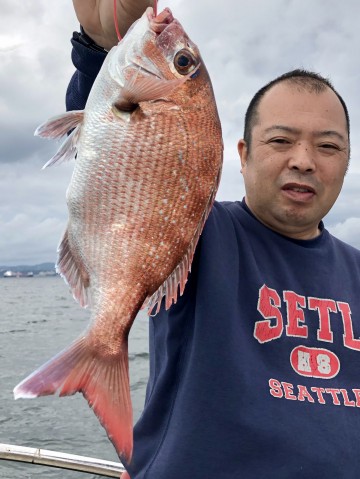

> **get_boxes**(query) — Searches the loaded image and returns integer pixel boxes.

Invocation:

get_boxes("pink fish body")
[14,7,223,462]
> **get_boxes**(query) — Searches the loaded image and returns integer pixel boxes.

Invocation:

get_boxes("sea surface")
[0,276,149,478]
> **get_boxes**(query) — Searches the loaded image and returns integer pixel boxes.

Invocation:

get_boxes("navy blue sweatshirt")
[67,34,360,478]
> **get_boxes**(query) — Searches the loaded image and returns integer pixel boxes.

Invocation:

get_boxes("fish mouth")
[148,8,175,34]
[148,8,193,62]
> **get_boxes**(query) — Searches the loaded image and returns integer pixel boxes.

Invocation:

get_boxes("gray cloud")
[329,218,360,250]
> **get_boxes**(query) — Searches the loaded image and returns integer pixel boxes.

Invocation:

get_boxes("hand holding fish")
[72,0,154,50]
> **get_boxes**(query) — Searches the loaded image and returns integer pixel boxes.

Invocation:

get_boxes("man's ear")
[237,139,248,172]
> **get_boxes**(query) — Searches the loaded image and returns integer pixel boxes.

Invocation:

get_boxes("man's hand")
[73,0,154,51]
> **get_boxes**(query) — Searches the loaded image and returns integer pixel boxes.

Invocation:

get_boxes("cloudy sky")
[1,0,360,266]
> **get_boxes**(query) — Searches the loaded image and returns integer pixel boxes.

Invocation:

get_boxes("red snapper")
[14,7,223,462]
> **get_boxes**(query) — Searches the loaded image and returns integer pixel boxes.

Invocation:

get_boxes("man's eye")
[319,143,339,150]
[269,138,290,144]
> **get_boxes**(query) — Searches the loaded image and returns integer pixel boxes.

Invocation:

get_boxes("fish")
[13,6,223,462]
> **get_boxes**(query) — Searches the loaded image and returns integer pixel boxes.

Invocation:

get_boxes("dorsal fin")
[142,168,222,316]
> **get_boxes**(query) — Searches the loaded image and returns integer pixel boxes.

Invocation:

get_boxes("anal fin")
[56,228,91,308]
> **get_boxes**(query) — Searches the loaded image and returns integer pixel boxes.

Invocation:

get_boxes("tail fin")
[13,337,133,462]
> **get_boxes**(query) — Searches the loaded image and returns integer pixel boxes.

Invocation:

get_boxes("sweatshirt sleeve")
[66,31,108,112]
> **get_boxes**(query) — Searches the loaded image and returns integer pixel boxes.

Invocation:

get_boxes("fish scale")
[14,6,223,463]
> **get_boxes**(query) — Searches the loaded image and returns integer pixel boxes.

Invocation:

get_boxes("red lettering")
[310,387,326,404]
[325,388,341,405]
[284,291,308,338]
[269,378,283,398]
[297,385,315,403]
[282,382,296,400]
[268,379,360,409]
[308,297,337,342]
[337,302,360,351]
[352,389,360,407]
[340,389,355,407]
[254,285,283,343]
[256,286,360,348]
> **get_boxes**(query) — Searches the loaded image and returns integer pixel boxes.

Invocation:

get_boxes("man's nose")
[288,143,316,173]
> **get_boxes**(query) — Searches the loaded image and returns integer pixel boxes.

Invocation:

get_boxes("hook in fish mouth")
[148,7,174,34]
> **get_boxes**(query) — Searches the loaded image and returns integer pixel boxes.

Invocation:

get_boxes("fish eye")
[174,49,198,75]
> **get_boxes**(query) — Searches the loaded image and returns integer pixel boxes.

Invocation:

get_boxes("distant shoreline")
[1,273,58,278]
[0,263,56,278]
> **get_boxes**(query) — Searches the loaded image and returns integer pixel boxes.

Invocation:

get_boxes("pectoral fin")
[114,71,189,112]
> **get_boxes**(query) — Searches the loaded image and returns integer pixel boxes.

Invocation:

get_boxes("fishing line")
[113,0,122,42]
[113,0,158,42]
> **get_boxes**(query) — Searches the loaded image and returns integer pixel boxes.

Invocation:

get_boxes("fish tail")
[13,337,133,462]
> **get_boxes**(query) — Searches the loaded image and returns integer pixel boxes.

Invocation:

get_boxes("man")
[69,1,360,478]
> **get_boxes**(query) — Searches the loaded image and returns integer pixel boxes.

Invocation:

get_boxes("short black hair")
[243,69,350,150]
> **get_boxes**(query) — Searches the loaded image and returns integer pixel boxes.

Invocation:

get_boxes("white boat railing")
[0,443,125,477]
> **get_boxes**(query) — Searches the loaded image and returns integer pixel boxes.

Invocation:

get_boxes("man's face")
[238,82,349,239]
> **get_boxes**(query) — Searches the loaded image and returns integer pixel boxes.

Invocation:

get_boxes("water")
[0,277,149,478]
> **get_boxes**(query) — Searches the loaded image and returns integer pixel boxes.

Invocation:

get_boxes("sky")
[1,0,360,266]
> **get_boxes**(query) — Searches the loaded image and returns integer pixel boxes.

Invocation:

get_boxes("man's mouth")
[282,183,315,194]
[281,183,316,201]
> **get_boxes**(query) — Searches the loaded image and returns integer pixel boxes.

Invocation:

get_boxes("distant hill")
[0,262,56,276]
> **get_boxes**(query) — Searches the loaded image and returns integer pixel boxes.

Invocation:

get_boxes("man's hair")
[243,69,350,150]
